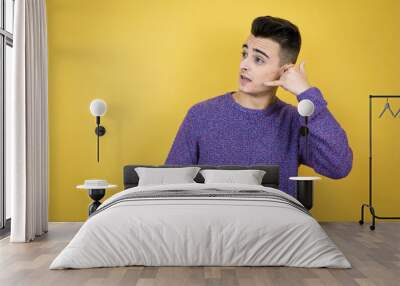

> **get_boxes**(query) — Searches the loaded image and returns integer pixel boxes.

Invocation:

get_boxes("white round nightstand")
[77,180,117,216]
[289,176,321,181]
[289,176,321,210]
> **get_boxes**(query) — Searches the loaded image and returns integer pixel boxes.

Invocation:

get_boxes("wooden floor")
[0,222,399,286]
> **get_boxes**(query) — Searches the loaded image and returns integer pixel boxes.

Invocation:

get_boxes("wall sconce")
[89,99,107,162]
[298,99,315,162]
[292,99,320,211]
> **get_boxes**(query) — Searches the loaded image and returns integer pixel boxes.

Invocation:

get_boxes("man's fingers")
[264,80,284,87]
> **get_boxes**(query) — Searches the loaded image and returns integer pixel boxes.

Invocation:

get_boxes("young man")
[164,15,353,198]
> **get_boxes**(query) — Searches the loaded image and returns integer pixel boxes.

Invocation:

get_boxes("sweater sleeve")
[296,87,353,179]
[164,107,199,165]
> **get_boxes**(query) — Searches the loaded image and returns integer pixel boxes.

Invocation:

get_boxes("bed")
[49,164,351,269]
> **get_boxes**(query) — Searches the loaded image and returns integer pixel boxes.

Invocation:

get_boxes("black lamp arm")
[94,116,106,162]
[299,116,310,162]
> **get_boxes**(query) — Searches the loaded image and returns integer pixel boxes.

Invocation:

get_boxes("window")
[0,0,14,237]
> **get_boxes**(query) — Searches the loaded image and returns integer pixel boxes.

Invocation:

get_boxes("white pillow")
[200,169,266,185]
[135,167,201,186]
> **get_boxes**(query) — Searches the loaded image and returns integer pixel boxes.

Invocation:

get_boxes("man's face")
[239,34,286,95]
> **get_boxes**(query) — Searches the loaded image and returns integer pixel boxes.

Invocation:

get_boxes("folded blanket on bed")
[90,188,312,218]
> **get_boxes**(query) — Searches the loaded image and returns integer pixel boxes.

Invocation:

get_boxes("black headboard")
[123,164,280,190]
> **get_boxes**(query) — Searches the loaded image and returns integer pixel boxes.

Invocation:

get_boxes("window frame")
[0,0,14,235]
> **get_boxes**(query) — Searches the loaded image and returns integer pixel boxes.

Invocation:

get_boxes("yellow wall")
[47,0,400,222]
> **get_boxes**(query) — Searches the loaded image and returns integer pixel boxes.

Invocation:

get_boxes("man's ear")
[278,66,286,77]
[278,62,295,77]
[278,64,288,77]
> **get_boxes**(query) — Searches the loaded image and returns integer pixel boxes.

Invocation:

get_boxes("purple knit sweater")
[165,87,353,197]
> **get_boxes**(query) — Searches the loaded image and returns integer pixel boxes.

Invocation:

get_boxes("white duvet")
[49,183,351,269]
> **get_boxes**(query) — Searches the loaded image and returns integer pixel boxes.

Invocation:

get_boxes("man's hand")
[263,61,311,96]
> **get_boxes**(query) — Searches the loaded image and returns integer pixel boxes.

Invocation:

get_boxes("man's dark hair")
[251,16,301,65]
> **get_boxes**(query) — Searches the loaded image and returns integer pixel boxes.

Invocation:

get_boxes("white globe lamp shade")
[298,99,315,117]
[90,99,107,116]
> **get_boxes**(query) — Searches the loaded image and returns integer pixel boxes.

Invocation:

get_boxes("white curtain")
[8,0,49,242]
